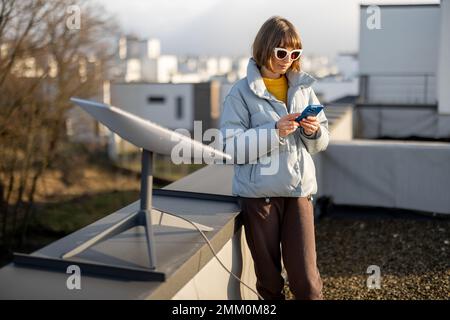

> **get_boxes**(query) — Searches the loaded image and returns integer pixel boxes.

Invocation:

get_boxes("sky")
[96,0,440,59]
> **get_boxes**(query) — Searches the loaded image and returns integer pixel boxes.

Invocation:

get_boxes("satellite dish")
[70,97,231,162]
[13,97,233,281]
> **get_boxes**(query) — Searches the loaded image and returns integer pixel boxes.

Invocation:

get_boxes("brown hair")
[252,16,303,72]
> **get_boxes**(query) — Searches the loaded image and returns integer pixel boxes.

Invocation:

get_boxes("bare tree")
[0,0,118,252]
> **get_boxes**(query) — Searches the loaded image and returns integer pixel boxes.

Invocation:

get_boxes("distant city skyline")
[98,0,439,58]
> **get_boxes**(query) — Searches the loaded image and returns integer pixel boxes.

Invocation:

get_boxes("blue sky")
[97,0,439,58]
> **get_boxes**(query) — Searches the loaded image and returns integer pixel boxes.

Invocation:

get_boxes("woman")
[220,16,329,300]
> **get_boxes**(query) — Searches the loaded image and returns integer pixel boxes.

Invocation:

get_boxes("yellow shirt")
[262,75,288,104]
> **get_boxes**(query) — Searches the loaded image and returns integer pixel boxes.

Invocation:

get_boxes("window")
[147,96,165,103]
[176,96,183,120]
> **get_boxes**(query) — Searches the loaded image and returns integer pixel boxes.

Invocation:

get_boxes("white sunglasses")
[273,47,303,61]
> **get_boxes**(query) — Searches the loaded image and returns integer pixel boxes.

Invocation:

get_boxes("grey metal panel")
[359,5,440,74]
[320,140,450,214]
[356,107,439,138]
[437,0,450,115]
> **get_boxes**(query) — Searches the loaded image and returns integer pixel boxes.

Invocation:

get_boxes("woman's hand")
[299,116,320,136]
[276,113,301,138]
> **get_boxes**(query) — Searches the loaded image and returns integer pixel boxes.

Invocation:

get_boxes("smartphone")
[295,104,324,122]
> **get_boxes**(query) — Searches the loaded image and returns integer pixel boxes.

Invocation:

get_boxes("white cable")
[157,209,264,300]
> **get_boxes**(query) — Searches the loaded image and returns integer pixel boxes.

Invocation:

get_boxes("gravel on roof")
[285,207,449,300]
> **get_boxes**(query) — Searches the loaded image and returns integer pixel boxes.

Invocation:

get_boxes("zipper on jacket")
[286,86,296,112]
[250,164,256,183]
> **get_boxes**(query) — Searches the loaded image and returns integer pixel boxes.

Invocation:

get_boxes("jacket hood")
[246,57,316,99]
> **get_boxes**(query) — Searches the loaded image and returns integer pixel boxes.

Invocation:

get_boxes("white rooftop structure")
[357,2,450,139]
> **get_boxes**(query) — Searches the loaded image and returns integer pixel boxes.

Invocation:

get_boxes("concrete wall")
[315,139,450,215]
[437,0,450,115]
[172,227,258,300]
[354,105,450,139]
[359,5,441,104]
[359,5,440,75]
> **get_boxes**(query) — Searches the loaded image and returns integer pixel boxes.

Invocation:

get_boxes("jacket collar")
[246,57,316,99]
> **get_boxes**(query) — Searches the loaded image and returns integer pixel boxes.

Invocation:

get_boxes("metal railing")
[359,73,436,105]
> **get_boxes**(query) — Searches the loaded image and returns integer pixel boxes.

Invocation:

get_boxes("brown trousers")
[239,196,323,300]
